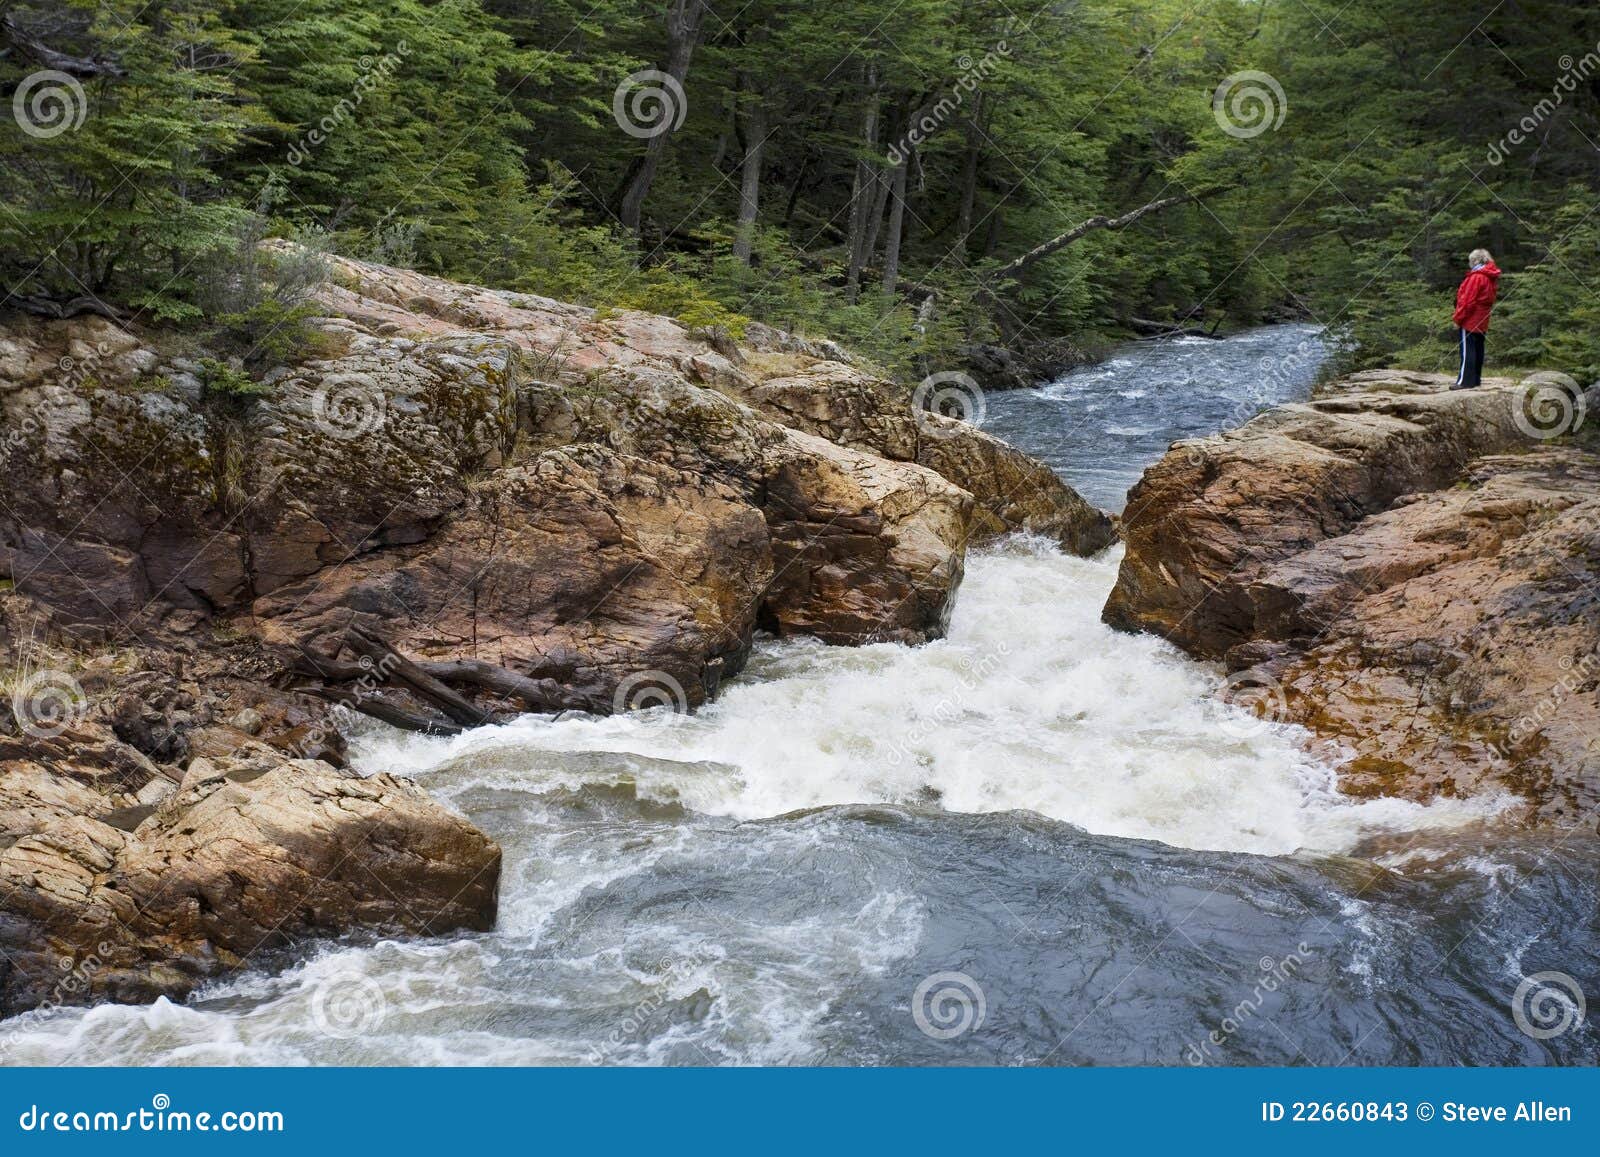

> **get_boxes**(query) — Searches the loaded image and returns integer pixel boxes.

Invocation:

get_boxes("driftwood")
[294,638,594,719]
[293,686,464,737]
[301,651,587,712]
[342,625,493,728]
[410,659,580,712]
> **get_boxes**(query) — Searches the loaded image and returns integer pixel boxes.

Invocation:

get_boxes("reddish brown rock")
[0,731,499,1016]
[1103,372,1600,820]
[1104,382,1533,654]
[254,445,774,711]
[740,358,1115,552]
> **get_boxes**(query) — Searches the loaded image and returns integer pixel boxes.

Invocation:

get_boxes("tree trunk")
[881,157,908,296]
[988,193,1207,282]
[618,0,707,237]
[844,65,880,301]
[955,95,984,259]
[783,151,813,226]
[732,89,767,265]
[860,167,890,274]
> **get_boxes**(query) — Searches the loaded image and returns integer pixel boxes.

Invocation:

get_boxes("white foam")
[358,539,1511,857]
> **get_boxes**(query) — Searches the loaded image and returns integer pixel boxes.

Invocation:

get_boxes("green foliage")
[0,0,266,317]
[2,0,1595,381]
[196,357,268,400]
[1232,0,1600,379]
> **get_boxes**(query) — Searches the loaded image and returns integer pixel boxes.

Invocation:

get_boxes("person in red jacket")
[1453,248,1500,388]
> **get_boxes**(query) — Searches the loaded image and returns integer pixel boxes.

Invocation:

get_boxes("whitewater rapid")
[363,540,1508,858]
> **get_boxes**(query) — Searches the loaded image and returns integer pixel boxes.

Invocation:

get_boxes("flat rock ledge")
[1104,371,1600,823]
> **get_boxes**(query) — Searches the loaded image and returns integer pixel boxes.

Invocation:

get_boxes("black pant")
[1456,328,1485,388]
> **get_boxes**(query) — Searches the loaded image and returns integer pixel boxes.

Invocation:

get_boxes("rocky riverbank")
[1105,369,1600,824]
[0,250,1112,1015]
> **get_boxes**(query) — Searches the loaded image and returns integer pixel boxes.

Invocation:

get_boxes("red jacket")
[1453,262,1500,333]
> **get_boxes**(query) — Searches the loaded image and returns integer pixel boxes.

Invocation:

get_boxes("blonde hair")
[1469,248,1493,267]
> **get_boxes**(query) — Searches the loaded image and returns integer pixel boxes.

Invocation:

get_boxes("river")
[5,325,1596,1066]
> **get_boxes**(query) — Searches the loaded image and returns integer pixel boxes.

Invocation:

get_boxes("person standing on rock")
[1452,248,1500,388]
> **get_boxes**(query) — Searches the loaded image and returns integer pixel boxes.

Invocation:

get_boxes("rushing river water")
[7,326,1598,1066]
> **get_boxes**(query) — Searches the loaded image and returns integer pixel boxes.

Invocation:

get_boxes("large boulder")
[0,727,499,1016]
[1103,382,1532,654]
[1103,372,1600,820]
[740,359,1114,553]
[254,445,774,711]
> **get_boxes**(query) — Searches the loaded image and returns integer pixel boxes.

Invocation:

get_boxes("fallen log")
[293,686,464,737]
[1128,316,1223,340]
[410,659,585,713]
[343,625,494,728]
[294,641,601,717]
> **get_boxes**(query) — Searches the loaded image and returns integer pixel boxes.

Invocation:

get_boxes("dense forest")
[2,0,1598,381]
